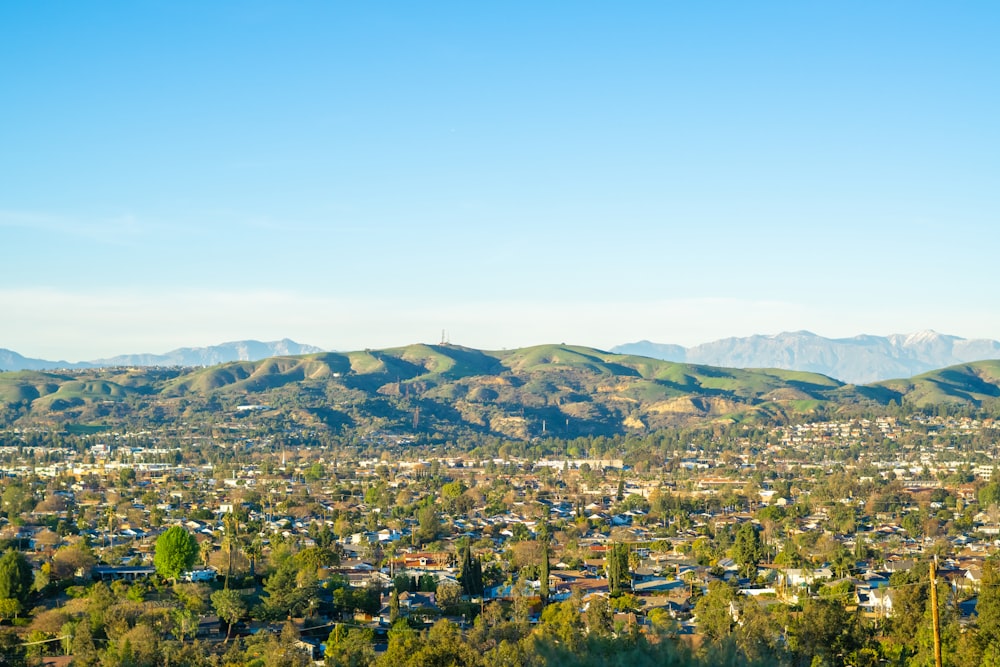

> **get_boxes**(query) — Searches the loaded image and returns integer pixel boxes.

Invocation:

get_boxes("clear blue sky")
[3,2,999,360]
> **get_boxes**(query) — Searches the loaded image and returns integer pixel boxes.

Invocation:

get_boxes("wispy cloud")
[0,209,151,245]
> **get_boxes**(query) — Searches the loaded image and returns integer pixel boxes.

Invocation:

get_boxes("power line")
[19,635,69,647]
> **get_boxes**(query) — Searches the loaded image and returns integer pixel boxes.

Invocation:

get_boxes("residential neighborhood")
[2,410,1000,665]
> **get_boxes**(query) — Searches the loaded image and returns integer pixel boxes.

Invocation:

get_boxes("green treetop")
[153,526,198,582]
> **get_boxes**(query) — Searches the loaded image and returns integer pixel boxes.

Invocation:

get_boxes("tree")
[536,598,586,654]
[584,595,613,637]
[732,522,763,580]
[458,543,483,597]
[415,504,440,546]
[694,580,739,641]
[118,468,136,489]
[831,546,855,579]
[0,550,33,607]
[418,574,437,593]
[294,545,341,573]
[376,619,421,667]
[888,562,929,647]
[260,560,318,619]
[539,540,550,604]
[734,598,781,663]
[978,559,1000,665]
[199,536,214,569]
[788,598,857,667]
[246,534,263,577]
[70,618,97,666]
[250,621,312,667]
[0,627,28,667]
[605,543,629,597]
[376,619,480,667]
[394,573,413,594]
[326,626,375,667]
[222,511,240,588]
[389,589,400,623]
[101,624,159,667]
[441,480,467,504]
[153,526,198,582]
[1,484,34,518]
[436,583,462,609]
[211,589,247,643]
[51,542,95,580]
[853,534,869,561]
[0,597,22,623]
[173,582,209,613]
[172,607,198,643]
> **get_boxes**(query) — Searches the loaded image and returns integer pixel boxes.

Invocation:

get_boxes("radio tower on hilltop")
[441,329,450,345]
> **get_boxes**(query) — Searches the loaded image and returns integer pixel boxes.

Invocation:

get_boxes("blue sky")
[2,2,999,360]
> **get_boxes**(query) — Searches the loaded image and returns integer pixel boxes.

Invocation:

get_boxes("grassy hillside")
[2,343,992,437]
[0,371,64,403]
[873,360,1000,407]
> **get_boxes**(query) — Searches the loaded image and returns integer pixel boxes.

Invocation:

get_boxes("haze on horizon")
[3,3,998,361]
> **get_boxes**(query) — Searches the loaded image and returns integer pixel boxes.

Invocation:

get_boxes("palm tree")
[245,534,263,579]
[832,547,854,579]
[222,512,240,589]
[105,506,116,549]
[200,539,214,570]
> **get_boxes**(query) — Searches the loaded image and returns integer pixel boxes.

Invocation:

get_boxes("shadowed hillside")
[873,360,1000,408]
[2,343,996,438]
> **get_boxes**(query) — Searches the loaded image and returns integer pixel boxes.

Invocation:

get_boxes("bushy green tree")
[377,619,481,667]
[260,560,318,619]
[534,598,586,654]
[695,580,738,641]
[70,618,97,666]
[326,626,375,667]
[888,562,929,649]
[153,526,198,582]
[0,597,22,623]
[211,589,247,643]
[0,550,31,602]
[415,504,440,546]
[787,598,857,667]
[1,483,34,517]
[977,559,1000,665]
[732,522,763,579]
[376,619,421,666]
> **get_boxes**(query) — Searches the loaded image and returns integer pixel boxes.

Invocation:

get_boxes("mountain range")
[5,331,999,385]
[612,330,1000,384]
[4,342,1000,438]
[0,339,323,372]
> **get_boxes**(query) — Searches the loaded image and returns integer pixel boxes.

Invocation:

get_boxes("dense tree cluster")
[5,396,1000,667]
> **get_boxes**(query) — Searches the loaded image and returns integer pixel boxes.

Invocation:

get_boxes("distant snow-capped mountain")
[612,330,1000,384]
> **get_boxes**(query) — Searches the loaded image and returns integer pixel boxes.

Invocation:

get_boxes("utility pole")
[929,557,943,667]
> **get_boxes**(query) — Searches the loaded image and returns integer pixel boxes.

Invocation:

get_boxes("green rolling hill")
[1,343,998,438]
[872,360,1000,408]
